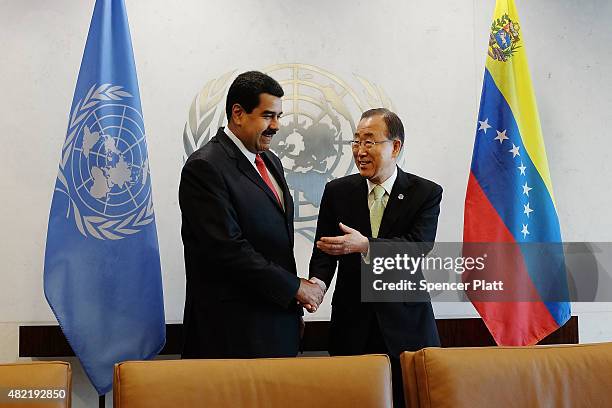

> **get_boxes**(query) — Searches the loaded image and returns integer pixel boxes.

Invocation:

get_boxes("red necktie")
[255,154,282,206]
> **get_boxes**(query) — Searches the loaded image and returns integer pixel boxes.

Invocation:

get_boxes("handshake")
[294,222,369,313]
[296,278,326,313]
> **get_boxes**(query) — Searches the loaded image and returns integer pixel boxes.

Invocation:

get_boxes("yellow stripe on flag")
[485,0,556,208]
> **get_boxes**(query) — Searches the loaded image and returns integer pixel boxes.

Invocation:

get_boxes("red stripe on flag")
[464,172,559,345]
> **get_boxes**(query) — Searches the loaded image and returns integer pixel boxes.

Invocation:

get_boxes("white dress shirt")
[366,167,398,210]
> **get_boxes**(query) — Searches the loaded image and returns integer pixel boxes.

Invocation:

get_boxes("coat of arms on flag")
[488,13,521,62]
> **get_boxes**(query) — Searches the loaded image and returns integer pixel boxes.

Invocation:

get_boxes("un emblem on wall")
[56,84,155,240]
[183,64,396,240]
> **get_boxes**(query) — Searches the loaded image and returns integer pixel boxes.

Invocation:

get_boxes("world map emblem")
[56,83,155,240]
[183,64,397,241]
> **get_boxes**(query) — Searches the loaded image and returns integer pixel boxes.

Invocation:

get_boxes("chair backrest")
[401,343,612,408]
[114,354,392,408]
[0,361,71,408]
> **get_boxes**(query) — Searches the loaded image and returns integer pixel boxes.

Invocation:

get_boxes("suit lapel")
[217,129,285,213]
[352,178,372,238]
[261,151,295,232]
[237,158,284,212]
[378,168,416,238]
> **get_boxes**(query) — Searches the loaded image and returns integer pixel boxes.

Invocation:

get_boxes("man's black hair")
[360,108,405,145]
[225,71,284,121]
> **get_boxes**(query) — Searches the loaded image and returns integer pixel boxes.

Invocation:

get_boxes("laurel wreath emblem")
[55,83,155,240]
[182,71,236,159]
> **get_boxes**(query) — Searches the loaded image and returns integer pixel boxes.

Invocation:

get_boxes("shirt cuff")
[309,277,328,293]
[361,242,371,264]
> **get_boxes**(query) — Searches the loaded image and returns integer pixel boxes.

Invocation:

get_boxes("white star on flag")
[518,162,527,175]
[509,144,521,157]
[523,202,533,218]
[478,118,492,133]
[522,182,532,196]
[521,224,530,238]
[494,129,509,143]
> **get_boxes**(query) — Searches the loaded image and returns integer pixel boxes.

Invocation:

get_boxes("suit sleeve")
[179,158,300,307]
[308,183,339,288]
[371,183,443,256]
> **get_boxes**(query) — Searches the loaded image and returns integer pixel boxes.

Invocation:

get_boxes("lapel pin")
[398,194,404,200]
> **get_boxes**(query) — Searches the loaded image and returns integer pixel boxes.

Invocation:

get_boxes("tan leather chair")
[0,361,71,408]
[114,355,392,408]
[401,342,612,408]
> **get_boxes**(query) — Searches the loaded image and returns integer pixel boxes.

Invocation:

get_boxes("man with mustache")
[179,71,323,358]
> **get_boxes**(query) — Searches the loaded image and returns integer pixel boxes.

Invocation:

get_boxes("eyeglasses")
[350,139,393,150]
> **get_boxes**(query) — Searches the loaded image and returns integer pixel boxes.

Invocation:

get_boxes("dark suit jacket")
[179,128,301,359]
[309,167,442,356]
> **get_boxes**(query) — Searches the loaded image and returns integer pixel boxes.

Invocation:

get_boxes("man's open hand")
[316,223,369,256]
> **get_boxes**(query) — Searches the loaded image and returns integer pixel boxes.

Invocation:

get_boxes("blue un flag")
[44,0,165,395]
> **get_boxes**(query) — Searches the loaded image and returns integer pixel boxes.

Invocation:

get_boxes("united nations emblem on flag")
[55,83,155,240]
[488,13,521,62]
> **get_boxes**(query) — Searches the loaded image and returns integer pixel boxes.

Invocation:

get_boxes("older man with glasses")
[309,108,443,407]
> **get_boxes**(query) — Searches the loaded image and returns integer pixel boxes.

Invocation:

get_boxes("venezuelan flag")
[463,0,571,345]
